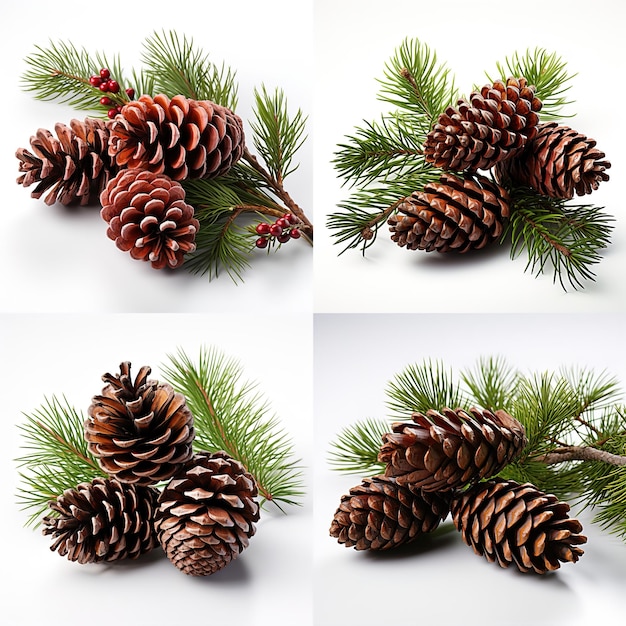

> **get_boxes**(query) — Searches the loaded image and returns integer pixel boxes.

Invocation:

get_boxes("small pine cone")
[42,477,159,564]
[85,362,195,486]
[494,121,611,199]
[108,94,245,181]
[16,118,117,205]
[424,77,542,171]
[329,475,450,550]
[450,479,586,573]
[100,169,199,270]
[379,407,527,492]
[155,451,260,576]
[388,173,510,253]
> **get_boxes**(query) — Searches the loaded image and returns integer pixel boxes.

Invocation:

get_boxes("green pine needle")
[161,347,305,510]
[461,356,519,412]
[15,396,105,527]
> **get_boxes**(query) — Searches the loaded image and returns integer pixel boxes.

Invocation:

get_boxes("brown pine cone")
[85,362,195,486]
[388,173,510,253]
[494,121,611,199]
[108,94,245,181]
[16,118,117,205]
[100,169,199,270]
[424,77,542,171]
[42,477,159,564]
[379,407,527,492]
[330,475,450,550]
[450,479,586,573]
[155,451,260,576]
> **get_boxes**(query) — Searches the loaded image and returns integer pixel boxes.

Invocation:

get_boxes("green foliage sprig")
[328,356,626,539]
[327,38,612,291]
[20,30,312,282]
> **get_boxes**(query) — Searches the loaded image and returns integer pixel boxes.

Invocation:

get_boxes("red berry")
[269,224,283,237]
[116,105,122,112]
[290,228,301,239]
[99,81,110,92]
[100,96,112,106]
[99,68,111,80]
[256,222,271,235]
[107,80,120,94]
[255,237,269,249]
[284,213,296,224]
[125,87,135,99]
[89,75,102,87]
[277,233,290,244]
[107,108,118,119]
[276,218,288,229]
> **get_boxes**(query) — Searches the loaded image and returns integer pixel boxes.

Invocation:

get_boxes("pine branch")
[460,356,519,412]
[161,347,305,511]
[15,396,105,527]
[507,188,614,291]
[538,446,626,466]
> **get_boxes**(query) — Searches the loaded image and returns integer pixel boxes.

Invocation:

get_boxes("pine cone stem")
[536,445,626,466]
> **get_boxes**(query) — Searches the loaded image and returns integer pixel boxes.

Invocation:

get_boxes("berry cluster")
[255,213,301,249]
[88,68,135,119]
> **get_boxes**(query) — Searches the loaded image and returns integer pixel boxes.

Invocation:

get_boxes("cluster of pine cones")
[330,407,587,574]
[42,362,259,576]
[15,94,245,269]
[389,77,610,253]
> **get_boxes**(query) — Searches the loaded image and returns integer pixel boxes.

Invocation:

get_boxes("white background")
[315,313,626,626]
[0,0,313,313]
[0,314,313,626]
[314,0,626,312]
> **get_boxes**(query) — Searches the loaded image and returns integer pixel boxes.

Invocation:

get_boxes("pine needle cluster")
[327,38,613,290]
[328,356,626,540]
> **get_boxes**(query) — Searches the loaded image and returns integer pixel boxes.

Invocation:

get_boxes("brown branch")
[362,199,404,241]
[34,420,101,472]
[536,445,626,466]
[522,214,572,256]
[400,67,434,122]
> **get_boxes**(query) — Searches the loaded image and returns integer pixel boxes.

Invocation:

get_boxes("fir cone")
[494,121,611,199]
[16,118,116,205]
[42,477,159,564]
[108,94,245,181]
[100,169,199,270]
[450,479,586,573]
[85,362,195,486]
[155,451,260,576]
[424,77,542,171]
[379,407,527,492]
[330,475,450,550]
[388,173,510,253]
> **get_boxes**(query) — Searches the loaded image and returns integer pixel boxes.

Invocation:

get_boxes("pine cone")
[100,169,199,270]
[155,451,260,576]
[16,118,117,205]
[330,475,450,550]
[388,173,510,253]
[424,77,542,171]
[379,407,527,492]
[450,479,586,573]
[85,362,195,486]
[494,122,611,199]
[42,477,159,564]
[108,94,245,181]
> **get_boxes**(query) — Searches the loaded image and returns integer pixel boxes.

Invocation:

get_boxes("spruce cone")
[424,77,542,171]
[388,173,510,253]
[42,477,159,564]
[379,407,527,492]
[155,451,260,576]
[450,479,586,573]
[330,475,450,550]
[16,118,116,205]
[100,169,199,270]
[108,94,245,181]
[85,362,195,486]
[494,121,611,199]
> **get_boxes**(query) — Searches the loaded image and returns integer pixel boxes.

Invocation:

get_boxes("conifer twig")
[537,446,626,466]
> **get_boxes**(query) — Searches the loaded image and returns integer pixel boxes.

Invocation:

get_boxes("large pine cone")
[85,362,195,486]
[16,118,117,205]
[42,477,159,564]
[450,479,586,573]
[388,173,510,253]
[424,77,542,171]
[494,121,611,199]
[108,94,245,181]
[100,169,199,270]
[379,407,527,492]
[330,475,450,550]
[155,451,260,576]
